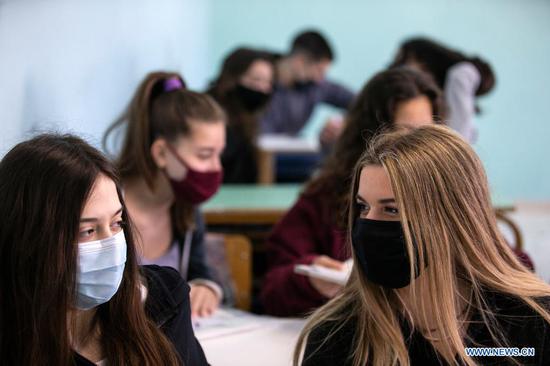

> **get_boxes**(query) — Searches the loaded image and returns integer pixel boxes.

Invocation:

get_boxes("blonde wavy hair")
[294,125,550,366]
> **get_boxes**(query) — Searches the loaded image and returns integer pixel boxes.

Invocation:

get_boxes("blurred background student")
[391,37,496,143]
[259,29,356,183]
[260,67,443,316]
[260,29,354,142]
[0,134,207,365]
[104,72,226,318]
[208,47,274,183]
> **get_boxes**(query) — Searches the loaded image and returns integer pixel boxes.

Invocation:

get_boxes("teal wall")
[208,0,550,200]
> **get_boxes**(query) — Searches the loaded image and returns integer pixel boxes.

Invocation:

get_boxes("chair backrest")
[495,209,534,270]
[223,234,253,310]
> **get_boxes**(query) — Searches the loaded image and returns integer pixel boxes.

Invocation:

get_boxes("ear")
[150,138,169,168]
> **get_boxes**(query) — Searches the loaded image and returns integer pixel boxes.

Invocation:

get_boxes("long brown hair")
[390,37,496,97]
[295,126,550,366]
[104,71,226,230]
[0,134,182,365]
[305,67,444,227]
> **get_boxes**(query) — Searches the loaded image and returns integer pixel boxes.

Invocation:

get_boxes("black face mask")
[352,218,422,289]
[233,84,271,112]
[293,80,316,90]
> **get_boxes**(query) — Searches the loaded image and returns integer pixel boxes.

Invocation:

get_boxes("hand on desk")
[190,284,220,318]
[309,255,345,298]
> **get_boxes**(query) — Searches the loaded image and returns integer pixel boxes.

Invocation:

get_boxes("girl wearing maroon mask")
[104,72,226,318]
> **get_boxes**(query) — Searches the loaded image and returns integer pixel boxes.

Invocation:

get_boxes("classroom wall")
[0,0,210,152]
[1,0,549,200]
[208,0,550,201]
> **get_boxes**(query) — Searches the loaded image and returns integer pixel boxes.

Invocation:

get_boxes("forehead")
[394,95,434,128]
[357,165,395,201]
[176,120,226,147]
[245,60,273,75]
[81,175,121,217]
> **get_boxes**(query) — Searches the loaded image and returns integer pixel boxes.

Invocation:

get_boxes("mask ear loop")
[164,143,191,172]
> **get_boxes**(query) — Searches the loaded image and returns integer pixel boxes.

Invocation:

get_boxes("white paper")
[294,259,352,286]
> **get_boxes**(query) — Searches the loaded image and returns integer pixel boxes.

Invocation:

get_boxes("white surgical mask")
[76,230,127,310]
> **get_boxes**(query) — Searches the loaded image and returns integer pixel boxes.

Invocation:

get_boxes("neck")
[124,174,174,211]
[277,57,295,87]
[69,308,99,356]
[396,275,471,332]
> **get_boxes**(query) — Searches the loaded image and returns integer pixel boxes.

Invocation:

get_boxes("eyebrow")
[356,195,395,204]
[80,207,123,223]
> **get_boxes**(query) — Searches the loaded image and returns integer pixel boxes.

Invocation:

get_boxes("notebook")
[294,259,352,286]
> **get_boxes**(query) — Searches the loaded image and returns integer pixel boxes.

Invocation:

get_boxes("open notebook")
[193,308,268,340]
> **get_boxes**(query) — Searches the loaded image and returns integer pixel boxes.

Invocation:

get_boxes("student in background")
[208,47,274,183]
[104,72,226,317]
[0,134,207,366]
[295,126,550,366]
[391,37,496,143]
[260,68,444,316]
[260,29,354,145]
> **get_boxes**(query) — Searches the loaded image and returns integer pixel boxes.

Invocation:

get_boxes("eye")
[197,152,213,160]
[111,220,126,233]
[79,228,95,240]
[384,206,399,216]
[356,202,370,216]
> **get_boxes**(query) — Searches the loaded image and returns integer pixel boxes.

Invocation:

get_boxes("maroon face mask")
[165,144,223,205]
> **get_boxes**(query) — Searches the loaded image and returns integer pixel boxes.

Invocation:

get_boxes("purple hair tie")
[163,77,184,92]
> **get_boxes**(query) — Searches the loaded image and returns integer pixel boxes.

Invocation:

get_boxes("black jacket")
[302,291,550,366]
[74,265,209,366]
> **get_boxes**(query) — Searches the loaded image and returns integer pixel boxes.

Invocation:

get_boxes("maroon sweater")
[260,191,349,317]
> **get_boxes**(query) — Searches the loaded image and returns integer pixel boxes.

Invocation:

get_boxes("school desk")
[256,135,319,184]
[202,184,302,226]
[195,308,305,366]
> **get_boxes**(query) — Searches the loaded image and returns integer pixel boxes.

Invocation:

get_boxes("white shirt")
[445,61,481,143]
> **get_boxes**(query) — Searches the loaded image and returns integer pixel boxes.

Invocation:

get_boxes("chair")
[223,234,253,310]
[204,233,253,311]
[495,209,534,270]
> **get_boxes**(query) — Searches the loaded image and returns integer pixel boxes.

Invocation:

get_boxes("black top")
[302,291,550,366]
[73,265,209,366]
[221,124,258,184]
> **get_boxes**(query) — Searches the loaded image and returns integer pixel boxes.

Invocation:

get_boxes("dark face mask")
[352,218,421,289]
[233,84,271,112]
[165,144,223,205]
[293,80,316,90]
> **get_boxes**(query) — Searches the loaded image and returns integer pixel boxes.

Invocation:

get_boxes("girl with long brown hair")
[208,47,274,183]
[260,67,444,316]
[295,126,550,366]
[104,71,226,317]
[0,134,207,365]
[390,37,496,143]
